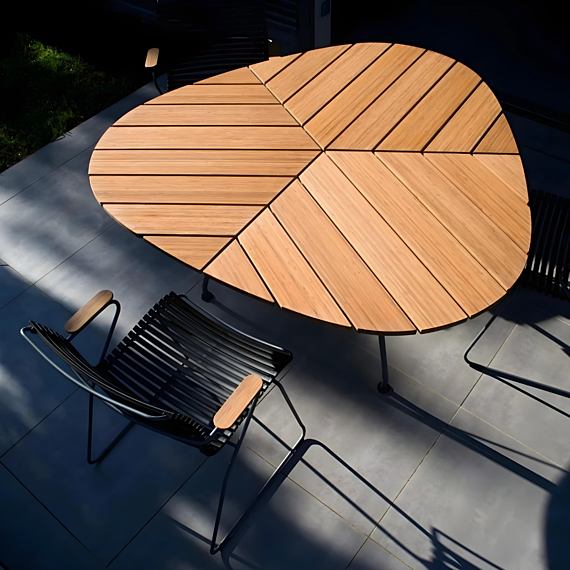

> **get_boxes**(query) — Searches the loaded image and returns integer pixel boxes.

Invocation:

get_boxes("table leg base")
[377,382,391,394]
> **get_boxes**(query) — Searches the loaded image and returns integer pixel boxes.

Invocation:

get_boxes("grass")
[0,30,148,172]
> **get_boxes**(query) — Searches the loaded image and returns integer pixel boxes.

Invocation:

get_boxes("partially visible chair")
[21,290,305,554]
[464,188,570,398]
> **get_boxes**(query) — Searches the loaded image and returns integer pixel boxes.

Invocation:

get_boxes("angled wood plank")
[285,43,391,125]
[265,45,351,103]
[205,241,274,302]
[89,150,319,176]
[239,209,350,326]
[97,126,319,150]
[328,151,506,316]
[65,290,113,334]
[214,374,263,430]
[114,105,298,126]
[144,236,230,270]
[473,154,528,203]
[145,85,279,105]
[331,51,455,150]
[376,152,527,290]
[91,176,291,205]
[425,83,501,152]
[195,67,261,84]
[250,53,301,83]
[271,180,415,333]
[425,153,531,251]
[376,62,481,151]
[304,44,425,148]
[104,204,262,235]
[474,114,518,154]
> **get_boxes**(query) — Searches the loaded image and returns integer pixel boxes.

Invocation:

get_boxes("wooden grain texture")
[473,154,528,203]
[97,126,319,150]
[195,67,261,84]
[91,175,291,205]
[89,150,319,176]
[104,204,261,235]
[328,151,506,316]
[65,290,113,333]
[250,53,301,83]
[376,62,481,151]
[114,105,298,126]
[376,152,527,290]
[145,48,159,68]
[266,45,351,103]
[144,236,230,270]
[285,43,391,125]
[145,85,279,105]
[331,51,455,150]
[425,83,501,152]
[300,155,466,331]
[239,209,350,326]
[213,374,263,429]
[304,44,425,148]
[271,180,415,333]
[425,153,531,251]
[205,241,274,302]
[474,114,518,154]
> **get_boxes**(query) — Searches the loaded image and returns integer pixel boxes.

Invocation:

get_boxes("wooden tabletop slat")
[97,126,319,150]
[284,43,391,125]
[304,44,425,148]
[425,83,501,152]
[376,62,481,151]
[271,180,415,334]
[330,51,455,150]
[104,204,262,236]
[376,152,527,290]
[91,175,291,205]
[249,53,301,83]
[239,209,350,326]
[300,155,467,332]
[114,105,298,126]
[425,153,531,251]
[472,154,528,203]
[144,236,230,270]
[205,241,274,302]
[89,150,319,176]
[265,45,351,104]
[144,85,279,105]
[328,151,506,316]
[195,67,261,84]
[474,114,518,154]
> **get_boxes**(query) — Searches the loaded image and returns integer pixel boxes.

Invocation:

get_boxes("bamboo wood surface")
[89,43,530,335]
[65,290,113,334]
[213,374,263,429]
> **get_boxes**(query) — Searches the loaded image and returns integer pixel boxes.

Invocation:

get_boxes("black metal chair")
[21,290,305,554]
[464,188,570,398]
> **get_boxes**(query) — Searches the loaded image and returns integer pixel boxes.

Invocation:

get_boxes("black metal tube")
[377,336,390,394]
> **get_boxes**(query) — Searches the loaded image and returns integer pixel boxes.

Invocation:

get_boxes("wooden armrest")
[214,374,263,430]
[145,48,159,68]
[64,290,114,334]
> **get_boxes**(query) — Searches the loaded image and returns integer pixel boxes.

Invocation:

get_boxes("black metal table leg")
[202,275,214,302]
[377,335,391,394]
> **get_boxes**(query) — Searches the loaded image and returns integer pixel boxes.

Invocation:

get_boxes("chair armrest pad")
[65,290,114,334]
[214,374,263,430]
[145,48,159,68]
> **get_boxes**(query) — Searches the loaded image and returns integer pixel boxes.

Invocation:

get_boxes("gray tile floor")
[1,69,570,570]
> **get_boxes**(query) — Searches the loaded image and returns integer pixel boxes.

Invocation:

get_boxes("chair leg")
[210,380,306,555]
[87,393,134,465]
[464,290,570,399]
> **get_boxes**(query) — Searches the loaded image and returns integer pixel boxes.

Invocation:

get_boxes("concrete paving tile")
[0,147,114,283]
[243,335,458,536]
[2,389,207,565]
[347,538,412,570]
[0,285,105,457]
[0,265,31,310]
[0,464,103,570]
[110,446,366,570]
[371,408,566,570]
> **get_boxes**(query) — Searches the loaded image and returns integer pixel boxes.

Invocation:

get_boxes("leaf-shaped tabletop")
[89,43,530,335]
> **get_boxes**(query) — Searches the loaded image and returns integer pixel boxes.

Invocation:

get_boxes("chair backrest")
[521,189,570,298]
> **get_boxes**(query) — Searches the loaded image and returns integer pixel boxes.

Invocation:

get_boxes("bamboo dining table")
[88,42,531,392]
